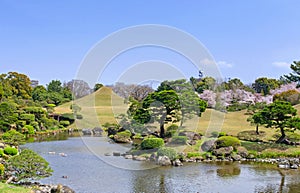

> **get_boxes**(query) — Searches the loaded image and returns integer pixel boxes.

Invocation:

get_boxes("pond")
[23,137,300,193]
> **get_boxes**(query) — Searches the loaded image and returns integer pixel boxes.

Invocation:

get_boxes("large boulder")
[82,128,92,135]
[201,140,216,152]
[178,131,202,141]
[172,159,183,167]
[92,127,103,136]
[157,156,172,166]
[212,146,234,157]
[236,146,248,158]
[113,130,132,143]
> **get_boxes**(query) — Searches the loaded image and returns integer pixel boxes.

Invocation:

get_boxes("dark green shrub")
[227,102,249,112]
[141,138,164,150]
[165,124,179,138]
[60,113,75,123]
[19,113,35,123]
[30,121,39,128]
[23,125,35,134]
[40,117,59,129]
[17,120,26,127]
[1,130,25,146]
[216,136,241,149]
[157,147,177,160]
[171,136,188,145]
[0,149,4,157]
[4,146,18,156]
[59,120,70,127]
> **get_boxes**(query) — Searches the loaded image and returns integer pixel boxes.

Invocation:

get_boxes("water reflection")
[216,162,241,178]
[23,137,300,193]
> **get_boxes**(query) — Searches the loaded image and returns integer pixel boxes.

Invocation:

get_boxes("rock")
[290,164,299,169]
[124,154,133,159]
[201,140,216,152]
[113,131,132,143]
[92,127,103,136]
[149,153,156,161]
[113,152,121,156]
[278,164,289,169]
[212,146,234,157]
[178,131,201,141]
[107,127,118,136]
[0,143,5,149]
[173,159,183,166]
[157,156,172,166]
[236,146,248,158]
[188,140,197,145]
[232,154,242,161]
[133,156,146,161]
[82,128,92,135]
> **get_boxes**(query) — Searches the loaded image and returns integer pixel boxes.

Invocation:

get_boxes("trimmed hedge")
[4,146,18,156]
[157,147,177,160]
[141,138,164,150]
[216,136,241,149]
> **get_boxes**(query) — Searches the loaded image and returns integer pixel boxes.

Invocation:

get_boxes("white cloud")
[217,61,233,68]
[200,58,215,65]
[272,61,290,68]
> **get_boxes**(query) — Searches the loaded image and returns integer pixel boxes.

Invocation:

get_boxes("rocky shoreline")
[18,182,75,193]
[107,150,300,170]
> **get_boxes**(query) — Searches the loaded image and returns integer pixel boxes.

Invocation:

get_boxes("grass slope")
[55,87,127,129]
[55,88,300,139]
[0,183,30,193]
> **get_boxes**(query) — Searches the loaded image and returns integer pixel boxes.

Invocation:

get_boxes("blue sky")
[1,0,299,86]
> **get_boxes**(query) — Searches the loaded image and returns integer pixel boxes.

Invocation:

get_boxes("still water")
[23,137,300,193]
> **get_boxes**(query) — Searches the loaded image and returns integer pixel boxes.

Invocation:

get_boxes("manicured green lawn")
[0,183,31,193]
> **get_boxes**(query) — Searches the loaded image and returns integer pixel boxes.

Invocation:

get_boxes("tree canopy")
[283,61,300,87]
[6,149,53,182]
[252,101,299,143]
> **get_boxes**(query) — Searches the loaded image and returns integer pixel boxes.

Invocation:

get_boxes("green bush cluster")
[4,146,18,156]
[59,120,70,127]
[19,113,35,123]
[23,125,35,134]
[0,149,4,157]
[171,136,188,145]
[165,124,179,138]
[157,147,177,160]
[1,130,25,146]
[186,152,201,158]
[116,130,131,138]
[141,138,164,150]
[216,136,241,149]
[227,102,249,112]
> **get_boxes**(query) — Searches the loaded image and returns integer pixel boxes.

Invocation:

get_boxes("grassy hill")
[55,87,128,129]
[55,87,300,139]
